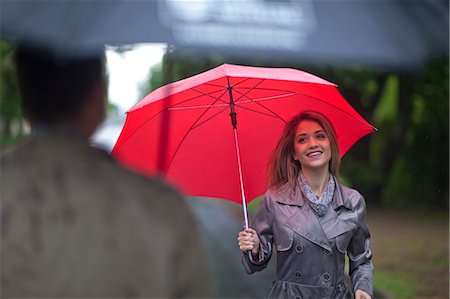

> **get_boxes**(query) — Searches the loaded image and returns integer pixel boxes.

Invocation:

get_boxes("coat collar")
[331,182,353,210]
[269,178,353,251]
[272,178,353,211]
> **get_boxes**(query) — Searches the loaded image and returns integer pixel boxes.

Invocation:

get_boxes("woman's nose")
[307,137,318,147]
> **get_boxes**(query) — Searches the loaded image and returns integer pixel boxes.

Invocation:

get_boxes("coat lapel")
[320,206,352,240]
[275,181,332,252]
[274,180,353,251]
[323,183,353,239]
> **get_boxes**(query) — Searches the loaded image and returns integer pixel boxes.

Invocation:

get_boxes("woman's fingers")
[237,230,256,252]
[244,228,257,235]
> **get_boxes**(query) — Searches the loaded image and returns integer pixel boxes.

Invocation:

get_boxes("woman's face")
[293,120,331,171]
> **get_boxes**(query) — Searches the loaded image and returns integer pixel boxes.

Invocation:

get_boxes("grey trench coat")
[242,180,373,299]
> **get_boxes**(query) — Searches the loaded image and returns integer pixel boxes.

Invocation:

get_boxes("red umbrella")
[112,64,375,228]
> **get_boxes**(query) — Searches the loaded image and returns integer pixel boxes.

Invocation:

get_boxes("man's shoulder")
[1,133,186,208]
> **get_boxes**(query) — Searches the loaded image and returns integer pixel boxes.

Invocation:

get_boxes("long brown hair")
[267,111,341,189]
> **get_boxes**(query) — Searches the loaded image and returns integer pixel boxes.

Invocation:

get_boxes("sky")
[105,43,167,113]
[91,43,167,151]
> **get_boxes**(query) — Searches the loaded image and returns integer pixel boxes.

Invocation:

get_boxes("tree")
[0,40,25,148]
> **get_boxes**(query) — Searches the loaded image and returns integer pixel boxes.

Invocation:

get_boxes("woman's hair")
[267,110,341,188]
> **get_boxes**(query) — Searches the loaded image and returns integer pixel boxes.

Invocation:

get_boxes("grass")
[368,207,449,298]
[374,270,419,299]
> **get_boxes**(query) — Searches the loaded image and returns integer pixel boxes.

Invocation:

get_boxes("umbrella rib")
[168,87,227,109]
[167,91,296,111]
[189,87,229,105]
[231,83,292,121]
[254,90,375,128]
[174,79,266,110]
[168,103,229,111]
[164,81,260,178]
[190,107,229,130]
[231,78,306,106]
[163,99,229,179]
[115,89,228,153]
[202,77,253,89]
[227,76,374,128]
[232,86,374,129]
[289,91,374,125]
[167,93,299,111]
[233,103,284,120]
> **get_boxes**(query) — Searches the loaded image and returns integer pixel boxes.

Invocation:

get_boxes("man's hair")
[14,45,104,123]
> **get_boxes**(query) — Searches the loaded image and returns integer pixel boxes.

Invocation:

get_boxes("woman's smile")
[293,120,331,170]
[306,149,324,158]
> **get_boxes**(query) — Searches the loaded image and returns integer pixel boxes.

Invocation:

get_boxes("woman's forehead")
[296,120,323,133]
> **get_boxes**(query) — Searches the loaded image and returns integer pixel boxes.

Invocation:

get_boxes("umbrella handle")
[247,241,272,266]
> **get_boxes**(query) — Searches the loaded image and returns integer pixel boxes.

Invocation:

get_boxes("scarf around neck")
[299,172,335,217]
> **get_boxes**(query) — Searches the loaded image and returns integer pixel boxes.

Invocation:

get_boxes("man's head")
[14,45,106,137]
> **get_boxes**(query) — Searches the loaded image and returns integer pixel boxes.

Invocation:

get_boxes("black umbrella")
[1,0,448,68]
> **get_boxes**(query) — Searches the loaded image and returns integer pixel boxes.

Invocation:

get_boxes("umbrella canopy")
[1,0,447,68]
[112,64,375,207]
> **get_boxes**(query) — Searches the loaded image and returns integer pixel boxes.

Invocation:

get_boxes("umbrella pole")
[232,128,250,229]
[227,79,250,229]
[228,79,272,266]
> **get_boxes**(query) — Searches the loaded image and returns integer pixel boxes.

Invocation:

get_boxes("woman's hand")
[355,289,372,299]
[237,228,260,257]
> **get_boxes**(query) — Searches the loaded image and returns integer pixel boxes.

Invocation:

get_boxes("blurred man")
[0,45,211,298]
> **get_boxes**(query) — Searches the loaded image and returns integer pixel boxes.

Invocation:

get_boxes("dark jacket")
[242,180,373,299]
[1,131,211,298]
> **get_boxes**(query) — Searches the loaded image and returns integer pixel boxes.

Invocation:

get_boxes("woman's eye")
[298,137,306,143]
[316,133,327,139]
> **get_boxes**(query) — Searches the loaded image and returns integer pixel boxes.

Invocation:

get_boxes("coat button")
[295,244,304,253]
[323,272,331,281]
[323,248,332,255]
[294,271,302,278]
[294,296,302,299]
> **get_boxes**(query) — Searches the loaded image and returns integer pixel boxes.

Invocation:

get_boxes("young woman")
[237,111,373,299]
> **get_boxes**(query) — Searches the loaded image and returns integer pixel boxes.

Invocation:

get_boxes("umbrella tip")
[373,126,379,132]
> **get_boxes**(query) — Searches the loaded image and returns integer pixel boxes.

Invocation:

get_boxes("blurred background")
[1,0,448,298]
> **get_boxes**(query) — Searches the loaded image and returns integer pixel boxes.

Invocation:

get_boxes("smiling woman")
[237,110,374,299]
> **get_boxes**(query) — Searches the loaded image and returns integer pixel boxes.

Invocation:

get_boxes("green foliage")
[247,196,262,216]
[374,270,419,299]
[373,75,399,123]
[138,63,162,100]
[0,40,27,148]
[375,58,449,208]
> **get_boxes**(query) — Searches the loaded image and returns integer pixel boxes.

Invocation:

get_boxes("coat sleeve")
[241,193,274,274]
[347,193,374,297]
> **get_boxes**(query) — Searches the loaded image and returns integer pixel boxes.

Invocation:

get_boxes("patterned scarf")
[299,172,335,217]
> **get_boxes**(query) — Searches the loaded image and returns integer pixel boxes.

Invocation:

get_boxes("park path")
[367,205,449,299]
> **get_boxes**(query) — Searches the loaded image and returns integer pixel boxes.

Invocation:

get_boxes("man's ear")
[78,79,107,138]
